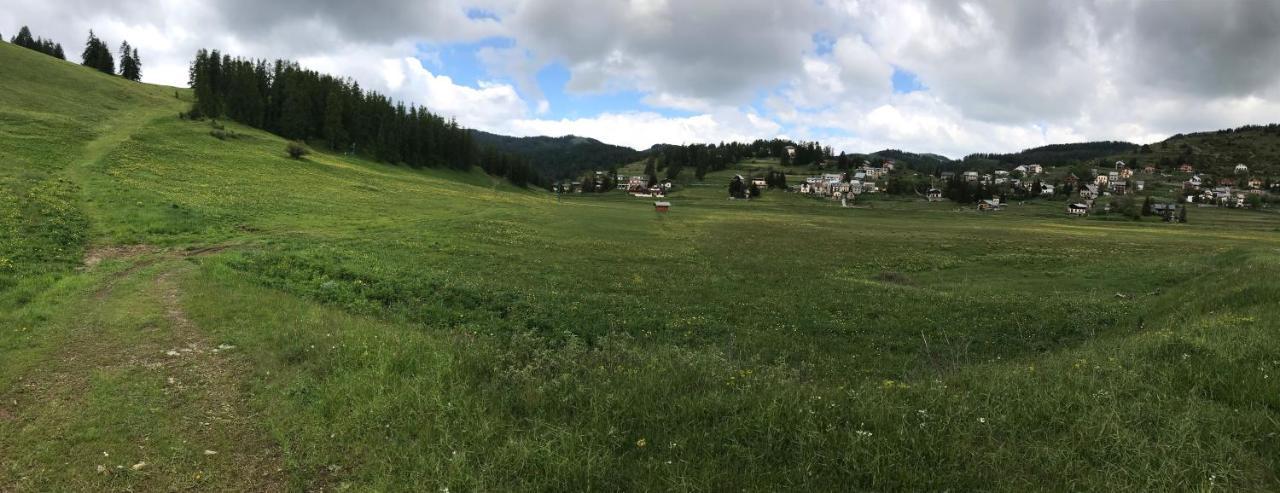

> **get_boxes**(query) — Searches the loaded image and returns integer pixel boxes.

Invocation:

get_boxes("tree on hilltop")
[81,30,115,75]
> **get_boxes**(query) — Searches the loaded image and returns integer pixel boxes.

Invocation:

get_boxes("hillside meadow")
[2,42,1280,491]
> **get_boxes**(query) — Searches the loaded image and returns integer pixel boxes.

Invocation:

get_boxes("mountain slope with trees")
[470,131,643,180]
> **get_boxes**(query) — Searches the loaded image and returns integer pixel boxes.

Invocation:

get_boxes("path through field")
[0,248,285,491]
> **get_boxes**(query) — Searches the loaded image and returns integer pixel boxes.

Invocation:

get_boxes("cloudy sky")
[5,0,1279,156]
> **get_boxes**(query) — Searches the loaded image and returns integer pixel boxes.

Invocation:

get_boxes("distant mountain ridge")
[470,130,643,180]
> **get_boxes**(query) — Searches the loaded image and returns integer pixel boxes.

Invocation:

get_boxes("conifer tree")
[118,41,142,81]
[81,30,114,75]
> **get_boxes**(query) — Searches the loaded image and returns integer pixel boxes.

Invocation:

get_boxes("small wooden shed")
[654,201,671,213]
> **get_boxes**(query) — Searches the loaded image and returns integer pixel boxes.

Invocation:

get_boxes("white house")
[1080,184,1099,199]
[1235,163,1249,174]
[927,188,943,201]
[963,171,980,182]
[1025,164,1043,174]
[1067,203,1089,215]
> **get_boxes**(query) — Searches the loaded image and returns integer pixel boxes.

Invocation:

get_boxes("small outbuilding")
[654,201,671,213]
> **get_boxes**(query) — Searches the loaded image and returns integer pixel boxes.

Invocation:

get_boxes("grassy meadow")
[2,42,1280,491]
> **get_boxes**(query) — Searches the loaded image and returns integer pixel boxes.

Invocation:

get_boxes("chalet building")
[1067,203,1089,216]
[1119,168,1134,179]
[1143,166,1157,174]
[1235,163,1249,174]
[653,201,670,212]
[927,188,943,201]
[1064,174,1079,186]
[1111,181,1127,195]
[1135,181,1145,192]
[1115,160,1127,169]
[1080,184,1099,199]
[1247,177,1264,189]
[940,171,956,180]
[1179,164,1195,173]
[1095,174,1109,186]
[977,198,1002,211]
[963,171,980,182]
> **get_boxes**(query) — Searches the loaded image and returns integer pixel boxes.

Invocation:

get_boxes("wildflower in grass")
[978,417,987,424]
[855,430,873,438]
[636,438,646,448]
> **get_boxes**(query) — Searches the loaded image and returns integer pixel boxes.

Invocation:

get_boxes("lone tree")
[728,175,746,199]
[1141,195,1153,216]
[1177,205,1188,223]
[80,30,115,75]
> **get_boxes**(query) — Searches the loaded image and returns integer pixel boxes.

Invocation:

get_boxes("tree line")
[7,25,143,81]
[186,49,541,187]
[8,26,64,59]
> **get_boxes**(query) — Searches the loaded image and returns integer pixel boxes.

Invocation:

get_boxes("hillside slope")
[2,41,1280,491]
[471,129,643,180]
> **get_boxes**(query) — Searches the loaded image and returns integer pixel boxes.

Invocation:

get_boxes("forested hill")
[964,141,1139,167]
[1125,124,1280,177]
[470,130,643,180]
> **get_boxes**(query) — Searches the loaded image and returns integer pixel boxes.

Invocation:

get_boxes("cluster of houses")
[1179,163,1272,208]
[793,161,897,199]
[558,171,673,197]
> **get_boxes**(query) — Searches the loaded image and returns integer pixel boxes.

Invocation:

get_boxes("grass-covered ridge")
[1,41,1279,491]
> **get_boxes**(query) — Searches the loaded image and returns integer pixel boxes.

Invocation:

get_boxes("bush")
[286,141,308,160]
[209,129,237,141]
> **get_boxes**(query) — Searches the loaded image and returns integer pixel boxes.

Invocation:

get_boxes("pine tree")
[12,26,33,47]
[323,88,346,150]
[81,30,114,75]
[118,41,142,81]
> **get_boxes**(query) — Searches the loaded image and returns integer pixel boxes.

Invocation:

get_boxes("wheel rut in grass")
[1,249,284,491]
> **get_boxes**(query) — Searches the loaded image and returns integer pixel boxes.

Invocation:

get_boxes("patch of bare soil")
[82,244,157,269]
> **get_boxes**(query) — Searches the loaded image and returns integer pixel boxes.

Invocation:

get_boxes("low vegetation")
[1,40,1279,491]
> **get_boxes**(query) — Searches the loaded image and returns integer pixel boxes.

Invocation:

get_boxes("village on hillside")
[558,142,1278,221]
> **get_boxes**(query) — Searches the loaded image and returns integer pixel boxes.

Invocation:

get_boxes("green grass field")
[2,42,1280,491]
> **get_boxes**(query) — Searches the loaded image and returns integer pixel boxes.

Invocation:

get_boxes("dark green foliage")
[967,141,1139,167]
[1141,195,1154,216]
[470,131,641,181]
[477,146,539,188]
[764,169,787,189]
[188,49,495,177]
[118,41,141,81]
[9,26,64,59]
[1111,195,1142,219]
[1178,205,1188,223]
[728,175,746,198]
[80,30,114,75]
[286,141,308,159]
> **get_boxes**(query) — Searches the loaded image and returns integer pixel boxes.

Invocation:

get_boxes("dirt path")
[0,250,285,491]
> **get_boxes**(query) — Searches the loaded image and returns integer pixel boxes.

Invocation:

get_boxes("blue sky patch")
[891,67,925,93]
